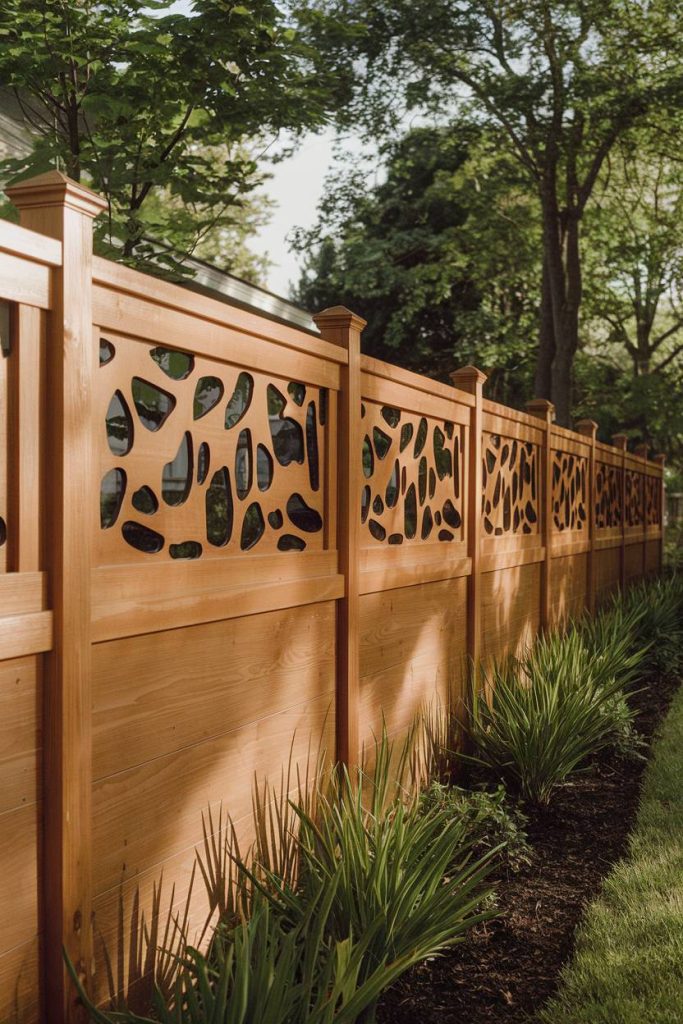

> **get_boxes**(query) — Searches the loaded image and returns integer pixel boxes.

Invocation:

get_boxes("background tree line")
[2,0,683,469]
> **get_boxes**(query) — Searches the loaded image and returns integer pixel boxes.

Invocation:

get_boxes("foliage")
[0,0,326,274]
[297,0,683,424]
[293,125,540,405]
[539,683,683,1024]
[74,730,496,1024]
[622,575,683,678]
[466,628,645,806]
[418,781,531,874]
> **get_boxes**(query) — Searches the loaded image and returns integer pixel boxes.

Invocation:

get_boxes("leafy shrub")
[622,575,683,678]
[418,781,531,873]
[466,629,643,806]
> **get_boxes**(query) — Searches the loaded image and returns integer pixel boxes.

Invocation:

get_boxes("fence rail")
[0,172,665,1024]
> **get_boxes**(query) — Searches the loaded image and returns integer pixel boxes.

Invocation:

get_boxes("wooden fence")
[0,172,665,1024]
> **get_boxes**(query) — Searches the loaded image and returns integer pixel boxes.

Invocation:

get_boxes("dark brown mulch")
[376,674,680,1024]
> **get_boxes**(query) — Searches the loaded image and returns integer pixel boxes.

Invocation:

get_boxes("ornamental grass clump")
[466,626,646,806]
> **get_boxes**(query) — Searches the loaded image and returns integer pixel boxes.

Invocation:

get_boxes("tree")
[0,0,326,274]
[583,140,683,381]
[298,0,683,424]
[293,124,541,404]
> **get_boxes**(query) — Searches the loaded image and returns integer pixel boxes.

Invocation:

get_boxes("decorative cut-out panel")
[96,333,328,563]
[360,402,464,545]
[595,462,622,529]
[646,475,662,526]
[551,451,587,532]
[482,433,539,536]
[625,469,644,528]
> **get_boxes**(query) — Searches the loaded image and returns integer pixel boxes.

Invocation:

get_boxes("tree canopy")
[297,0,683,424]
[0,0,326,276]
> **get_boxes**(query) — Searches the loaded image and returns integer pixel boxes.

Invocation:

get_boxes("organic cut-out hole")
[362,436,374,478]
[388,533,403,545]
[369,519,386,542]
[122,521,164,554]
[418,457,427,505]
[100,468,126,529]
[288,381,306,406]
[287,493,322,533]
[162,432,193,507]
[170,541,202,559]
[442,499,461,530]
[444,422,454,439]
[373,495,384,515]
[306,402,319,491]
[361,485,371,524]
[400,423,414,452]
[414,418,428,457]
[381,406,401,428]
[132,485,158,516]
[194,376,224,420]
[106,390,134,456]
[257,444,273,492]
[268,391,305,467]
[386,461,399,508]
[434,426,452,480]
[241,502,265,550]
[267,383,287,416]
[361,402,366,418]
[319,388,328,426]
[150,347,194,380]
[435,510,442,526]
[236,429,253,500]
[132,377,176,432]
[404,483,417,540]
[438,529,454,542]
[197,442,210,485]
[225,372,254,429]
[0,516,5,546]
[99,338,115,366]
[429,467,436,500]
[373,426,392,460]
[278,534,306,551]
[268,509,283,530]
[421,507,433,540]
[206,467,233,547]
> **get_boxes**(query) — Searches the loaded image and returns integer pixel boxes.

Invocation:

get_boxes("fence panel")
[0,173,667,1023]
[0,219,59,1024]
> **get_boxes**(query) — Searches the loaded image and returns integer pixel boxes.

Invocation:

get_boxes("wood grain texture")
[595,546,621,602]
[549,552,588,627]
[480,563,541,665]
[359,577,467,749]
[0,936,40,1024]
[92,690,334,894]
[0,802,39,955]
[92,602,336,779]
[0,657,41,816]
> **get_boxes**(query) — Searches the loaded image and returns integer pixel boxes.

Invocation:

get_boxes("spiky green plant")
[465,628,645,806]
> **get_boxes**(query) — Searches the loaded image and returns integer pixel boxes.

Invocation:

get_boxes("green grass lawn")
[540,683,683,1024]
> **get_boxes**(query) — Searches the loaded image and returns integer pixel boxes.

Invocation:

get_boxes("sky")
[249,128,376,300]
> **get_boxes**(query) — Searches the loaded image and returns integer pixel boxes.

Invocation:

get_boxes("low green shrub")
[466,628,644,806]
[418,781,531,873]
[622,575,683,678]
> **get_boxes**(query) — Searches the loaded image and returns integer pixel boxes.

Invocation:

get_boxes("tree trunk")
[534,255,555,399]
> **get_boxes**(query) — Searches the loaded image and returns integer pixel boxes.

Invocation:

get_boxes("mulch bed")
[376,673,680,1024]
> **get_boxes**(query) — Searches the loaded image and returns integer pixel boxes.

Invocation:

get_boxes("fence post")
[635,443,648,579]
[612,433,628,592]
[654,453,666,572]
[451,366,487,692]
[313,306,365,767]
[6,172,105,1022]
[576,419,598,613]
[525,399,555,631]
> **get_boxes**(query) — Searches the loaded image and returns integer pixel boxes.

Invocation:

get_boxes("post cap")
[312,306,367,333]
[575,418,598,439]
[653,453,666,466]
[612,433,628,451]
[525,398,555,422]
[450,365,488,394]
[5,170,107,219]
[634,443,649,459]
